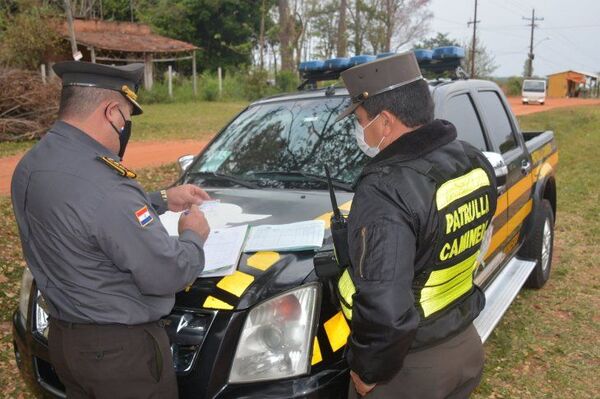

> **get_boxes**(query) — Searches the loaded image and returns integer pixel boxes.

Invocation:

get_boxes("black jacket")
[346,119,496,384]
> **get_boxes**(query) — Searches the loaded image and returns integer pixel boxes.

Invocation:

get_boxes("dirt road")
[1,97,599,196]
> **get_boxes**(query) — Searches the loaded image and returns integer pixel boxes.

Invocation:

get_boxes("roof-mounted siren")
[416,46,467,79]
[298,57,354,90]
[349,55,376,67]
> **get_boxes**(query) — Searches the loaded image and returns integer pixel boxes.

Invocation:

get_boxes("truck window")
[443,93,487,151]
[477,91,518,154]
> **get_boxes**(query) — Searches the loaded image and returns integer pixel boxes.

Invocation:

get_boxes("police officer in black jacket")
[336,52,498,398]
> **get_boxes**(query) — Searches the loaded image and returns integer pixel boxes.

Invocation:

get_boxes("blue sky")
[427,0,600,77]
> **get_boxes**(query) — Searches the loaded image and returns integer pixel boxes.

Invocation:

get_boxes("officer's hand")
[166,184,211,212]
[178,204,210,242]
[350,371,376,397]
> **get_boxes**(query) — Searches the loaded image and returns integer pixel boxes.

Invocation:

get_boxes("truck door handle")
[521,159,532,174]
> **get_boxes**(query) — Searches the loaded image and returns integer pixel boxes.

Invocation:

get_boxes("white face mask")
[354,114,385,158]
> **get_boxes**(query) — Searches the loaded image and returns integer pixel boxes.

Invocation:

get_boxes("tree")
[139,0,264,72]
[0,5,62,69]
[336,0,347,57]
[278,0,295,71]
[363,0,432,53]
[413,32,459,49]
[463,38,498,78]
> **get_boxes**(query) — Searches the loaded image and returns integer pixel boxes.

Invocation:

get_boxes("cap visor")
[129,97,143,116]
[335,102,359,123]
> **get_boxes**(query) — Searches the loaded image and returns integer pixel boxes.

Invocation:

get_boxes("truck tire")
[522,199,554,288]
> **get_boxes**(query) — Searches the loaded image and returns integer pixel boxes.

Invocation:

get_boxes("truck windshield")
[186,97,367,189]
[523,81,545,92]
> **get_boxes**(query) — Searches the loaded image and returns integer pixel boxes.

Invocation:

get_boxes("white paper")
[199,224,248,277]
[159,202,270,232]
[244,220,325,252]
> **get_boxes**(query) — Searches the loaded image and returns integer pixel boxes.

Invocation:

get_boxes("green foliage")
[413,32,460,49]
[505,76,524,97]
[139,0,264,71]
[0,6,61,69]
[200,72,220,102]
[242,69,276,101]
[276,70,299,93]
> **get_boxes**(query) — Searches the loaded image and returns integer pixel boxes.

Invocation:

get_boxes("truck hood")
[160,188,353,311]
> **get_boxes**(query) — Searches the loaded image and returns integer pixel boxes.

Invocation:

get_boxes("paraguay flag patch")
[135,205,154,227]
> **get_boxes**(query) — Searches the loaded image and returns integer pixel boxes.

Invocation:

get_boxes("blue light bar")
[349,55,376,66]
[324,57,351,71]
[298,60,326,73]
[432,46,465,60]
[376,52,396,59]
[414,49,433,63]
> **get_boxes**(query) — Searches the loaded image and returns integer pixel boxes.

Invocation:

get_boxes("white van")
[522,79,547,105]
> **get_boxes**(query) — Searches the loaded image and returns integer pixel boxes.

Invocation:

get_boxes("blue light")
[432,46,465,60]
[299,60,326,73]
[414,49,433,63]
[349,55,376,66]
[324,58,351,71]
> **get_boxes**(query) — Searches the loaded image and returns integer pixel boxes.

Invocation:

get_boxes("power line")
[467,0,480,77]
[523,8,544,77]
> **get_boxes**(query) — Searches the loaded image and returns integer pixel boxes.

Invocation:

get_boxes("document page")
[199,225,248,277]
[244,220,325,252]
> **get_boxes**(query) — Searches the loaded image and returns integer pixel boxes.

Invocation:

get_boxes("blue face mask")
[354,114,385,158]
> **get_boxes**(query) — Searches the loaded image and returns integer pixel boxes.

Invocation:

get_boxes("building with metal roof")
[547,70,599,98]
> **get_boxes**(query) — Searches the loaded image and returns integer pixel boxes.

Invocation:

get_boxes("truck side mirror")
[483,151,508,193]
[178,155,195,172]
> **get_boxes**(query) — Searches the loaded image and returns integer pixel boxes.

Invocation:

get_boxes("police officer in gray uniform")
[11,61,210,398]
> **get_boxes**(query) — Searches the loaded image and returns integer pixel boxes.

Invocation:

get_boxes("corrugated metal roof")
[59,19,198,53]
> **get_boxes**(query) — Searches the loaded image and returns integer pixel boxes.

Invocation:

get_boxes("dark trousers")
[48,318,178,399]
[348,324,485,399]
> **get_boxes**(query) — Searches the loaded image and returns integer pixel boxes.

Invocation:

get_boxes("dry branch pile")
[0,68,60,142]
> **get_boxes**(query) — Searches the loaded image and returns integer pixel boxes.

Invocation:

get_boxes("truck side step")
[474,257,537,343]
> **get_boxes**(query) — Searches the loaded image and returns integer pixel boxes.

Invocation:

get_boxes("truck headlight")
[228,284,320,383]
[35,292,50,339]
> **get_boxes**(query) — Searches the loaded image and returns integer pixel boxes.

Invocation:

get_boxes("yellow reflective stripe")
[311,337,323,366]
[436,168,490,210]
[247,251,280,271]
[217,271,254,297]
[338,269,355,304]
[424,251,479,287]
[507,199,532,234]
[203,296,234,310]
[341,302,352,320]
[420,274,473,317]
[324,311,350,352]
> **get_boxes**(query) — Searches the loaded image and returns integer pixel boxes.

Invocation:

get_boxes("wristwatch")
[160,189,168,206]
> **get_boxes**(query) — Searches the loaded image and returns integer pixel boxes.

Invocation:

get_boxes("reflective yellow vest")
[338,165,494,321]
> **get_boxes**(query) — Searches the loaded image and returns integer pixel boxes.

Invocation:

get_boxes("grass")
[0,101,247,157]
[0,105,598,397]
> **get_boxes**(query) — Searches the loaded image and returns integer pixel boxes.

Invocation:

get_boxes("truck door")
[475,90,533,262]
[441,91,508,281]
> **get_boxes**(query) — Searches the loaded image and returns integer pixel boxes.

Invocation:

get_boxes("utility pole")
[523,8,544,78]
[467,0,480,78]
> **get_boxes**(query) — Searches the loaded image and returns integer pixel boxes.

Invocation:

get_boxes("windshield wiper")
[187,171,260,189]
[249,170,353,192]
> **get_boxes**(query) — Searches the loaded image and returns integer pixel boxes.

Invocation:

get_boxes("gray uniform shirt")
[11,121,205,324]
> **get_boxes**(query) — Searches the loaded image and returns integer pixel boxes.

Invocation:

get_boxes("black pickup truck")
[12,72,558,398]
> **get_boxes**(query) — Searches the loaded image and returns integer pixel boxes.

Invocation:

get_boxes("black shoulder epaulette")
[96,156,137,179]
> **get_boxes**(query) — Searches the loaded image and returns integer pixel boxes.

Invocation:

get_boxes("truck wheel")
[522,200,554,289]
